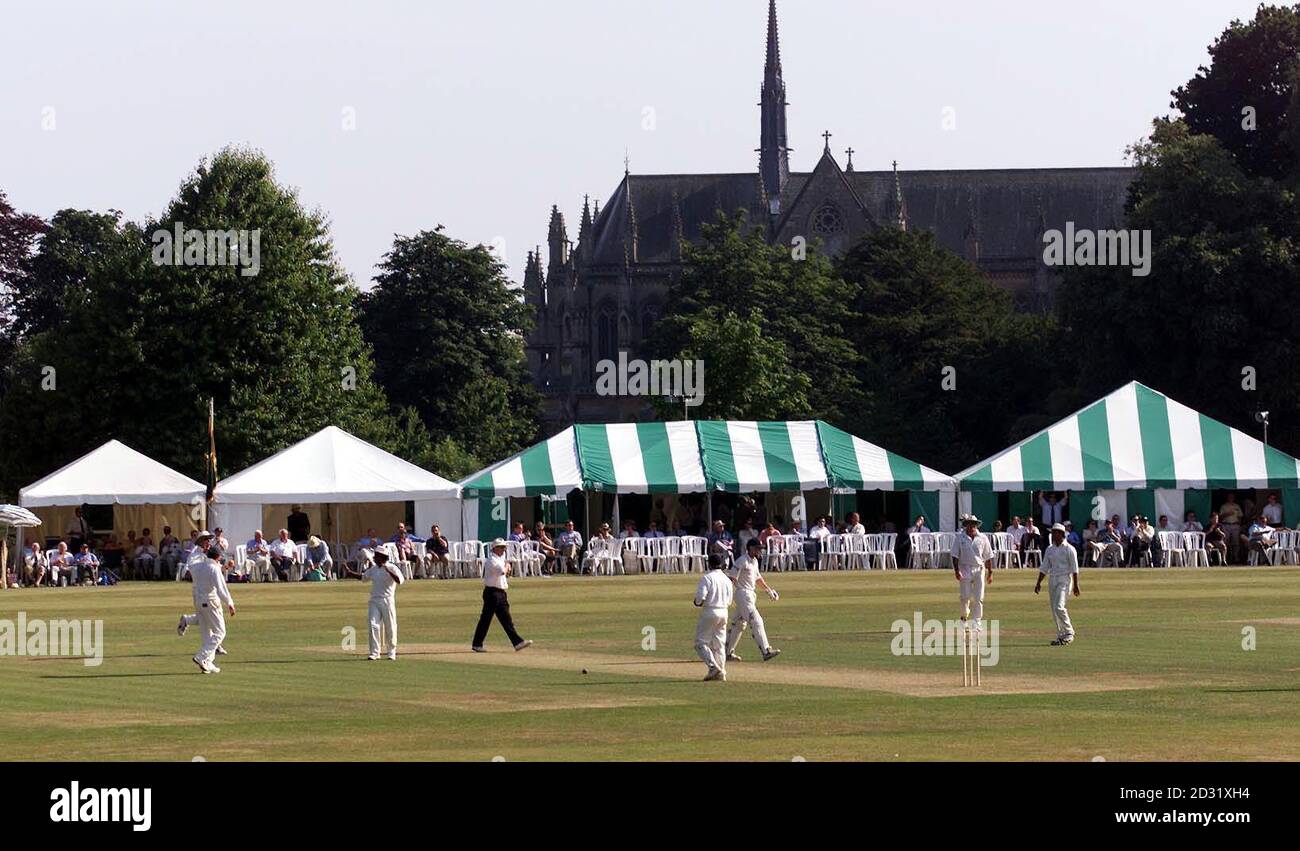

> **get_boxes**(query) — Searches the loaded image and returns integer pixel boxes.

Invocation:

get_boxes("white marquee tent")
[17,439,207,551]
[210,427,462,551]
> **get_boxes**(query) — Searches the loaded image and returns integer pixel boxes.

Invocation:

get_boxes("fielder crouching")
[694,553,734,682]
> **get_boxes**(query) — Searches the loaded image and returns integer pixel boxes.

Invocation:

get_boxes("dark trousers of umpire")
[473,587,524,648]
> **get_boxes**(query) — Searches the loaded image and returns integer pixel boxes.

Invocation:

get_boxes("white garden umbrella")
[0,504,42,590]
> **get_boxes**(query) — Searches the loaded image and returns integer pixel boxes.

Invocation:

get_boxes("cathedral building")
[525,0,1133,429]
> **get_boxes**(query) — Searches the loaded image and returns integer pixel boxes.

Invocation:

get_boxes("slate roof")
[585,166,1134,268]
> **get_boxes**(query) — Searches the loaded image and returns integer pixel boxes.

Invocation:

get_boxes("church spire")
[578,195,593,264]
[758,0,790,211]
[622,173,639,267]
[892,160,909,232]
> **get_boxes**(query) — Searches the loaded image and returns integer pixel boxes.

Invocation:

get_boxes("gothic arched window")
[811,202,845,237]
[597,311,615,362]
[641,305,661,340]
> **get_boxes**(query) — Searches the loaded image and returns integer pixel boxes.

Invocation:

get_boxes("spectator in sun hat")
[304,535,334,578]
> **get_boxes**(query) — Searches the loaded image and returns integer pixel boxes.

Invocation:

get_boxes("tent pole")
[1,535,8,590]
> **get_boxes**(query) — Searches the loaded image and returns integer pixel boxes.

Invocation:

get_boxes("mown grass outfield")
[1,567,1298,761]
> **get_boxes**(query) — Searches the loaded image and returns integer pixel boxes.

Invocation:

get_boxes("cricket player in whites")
[184,546,235,674]
[1035,523,1080,645]
[951,514,994,630]
[694,554,734,681]
[364,551,404,660]
[176,531,227,658]
[725,539,782,663]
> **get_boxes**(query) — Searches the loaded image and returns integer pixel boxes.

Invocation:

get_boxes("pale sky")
[0,0,1264,287]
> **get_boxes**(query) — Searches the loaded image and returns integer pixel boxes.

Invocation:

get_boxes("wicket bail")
[962,625,982,687]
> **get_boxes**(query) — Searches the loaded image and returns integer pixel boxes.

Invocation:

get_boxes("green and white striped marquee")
[956,381,1300,492]
[462,420,954,498]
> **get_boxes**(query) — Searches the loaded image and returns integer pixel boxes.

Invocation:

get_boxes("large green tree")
[1054,118,1300,452]
[0,148,404,494]
[837,227,1053,473]
[1172,3,1300,180]
[650,309,812,421]
[11,209,130,338]
[0,190,47,385]
[358,228,540,470]
[648,211,859,422]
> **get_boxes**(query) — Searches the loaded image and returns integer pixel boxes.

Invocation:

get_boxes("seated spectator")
[1065,521,1082,553]
[1092,520,1125,566]
[618,520,642,573]
[583,523,617,575]
[133,528,159,580]
[269,529,297,581]
[1128,516,1154,566]
[758,520,781,548]
[180,530,199,563]
[1152,515,1176,564]
[392,526,418,573]
[304,536,334,578]
[644,520,666,540]
[1020,517,1041,554]
[1247,515,1278,562]
[1006,516,1027,547]
[1262,493,1285,528]
[1204,513,1229,564]
[668,519,686,537]
[23,541,48,587]
[555,521,583,574]
[159,526,183,579]
[991,520,1005,535]
[707,520,734,560]
[909,515,931,535]
[1080,520,1100,563]
[786,521,804,539]
[804,516,831,569]
[211,528,231,559]
[245,530,273,581]
[1183,511,1204,533]
[736,518,759,553]
[74,544,100,585]
[49,542,77,586]
[533,522,558,575]
[845,513,866,535]
[509,522,529,544]
[423,525,450,578]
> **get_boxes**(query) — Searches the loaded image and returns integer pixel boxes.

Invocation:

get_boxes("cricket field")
[1,567,1297,761]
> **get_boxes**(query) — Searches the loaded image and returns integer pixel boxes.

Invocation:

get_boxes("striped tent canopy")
[461,420,954,497]
[956,381,1300,492]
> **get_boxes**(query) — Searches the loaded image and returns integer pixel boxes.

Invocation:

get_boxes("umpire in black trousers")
[472,539,533,652]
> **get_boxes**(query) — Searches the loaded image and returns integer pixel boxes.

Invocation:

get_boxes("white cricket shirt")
[364,563,404,601]
[483,552,509,590]
[730,554,762,595]
[1041,543,1079,579]
[951,532,994,578]
[694,570,734,610]
[190,558,233,608]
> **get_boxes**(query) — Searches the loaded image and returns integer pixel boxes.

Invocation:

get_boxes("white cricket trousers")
[368,598,397,656]
[960,570,986,623]
[1048,575,1074,638]
[725,590,770,656]
[695,607,728,673]
[194,598,226,666]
